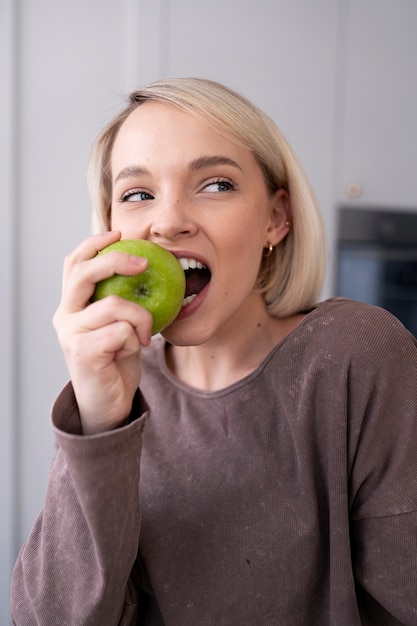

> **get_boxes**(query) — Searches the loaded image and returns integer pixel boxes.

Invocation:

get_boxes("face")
[110,101,290,346]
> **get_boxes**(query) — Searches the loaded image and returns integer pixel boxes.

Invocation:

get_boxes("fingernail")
[130,255,146,265]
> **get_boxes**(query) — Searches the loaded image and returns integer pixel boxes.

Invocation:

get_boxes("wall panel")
[0,2,19,622]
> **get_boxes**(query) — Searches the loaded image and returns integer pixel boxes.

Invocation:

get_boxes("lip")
[161,248,212,322]
[175,281,210,322]
[167,248,211,270]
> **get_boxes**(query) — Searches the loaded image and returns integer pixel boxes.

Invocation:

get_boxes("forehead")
[111,101,248,164]
[118,100,223,137]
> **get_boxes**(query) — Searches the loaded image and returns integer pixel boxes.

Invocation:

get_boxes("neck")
[166,304,305,391]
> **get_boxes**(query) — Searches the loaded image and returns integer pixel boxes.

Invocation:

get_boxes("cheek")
[110,209,147,238]
[218,222,264,283]
[223,210,266,255]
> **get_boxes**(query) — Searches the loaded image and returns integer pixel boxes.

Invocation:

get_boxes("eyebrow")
[189,155,243,172]
[114,155,242,184]
[114,165,150,184]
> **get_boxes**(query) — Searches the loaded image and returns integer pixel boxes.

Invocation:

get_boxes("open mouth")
[178,257,211,306]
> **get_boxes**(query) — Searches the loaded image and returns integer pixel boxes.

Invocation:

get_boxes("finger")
[61,250,148,313]
[99,320,142,361]
[86,296,153,346]
[63,320,142,370]
[113,333,143,362]
[60,231,122,304]
[63,231,122,268]
[58,295,153,348]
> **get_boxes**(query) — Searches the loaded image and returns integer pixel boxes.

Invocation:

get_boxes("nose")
[149,199,198,242]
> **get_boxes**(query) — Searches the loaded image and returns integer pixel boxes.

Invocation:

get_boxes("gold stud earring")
[285,219,292,228]
[263,242,274,257]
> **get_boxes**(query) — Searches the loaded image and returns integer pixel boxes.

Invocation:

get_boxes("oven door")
[338,243,417,337]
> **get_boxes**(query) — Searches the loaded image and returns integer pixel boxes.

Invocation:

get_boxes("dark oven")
[336,206,417,337]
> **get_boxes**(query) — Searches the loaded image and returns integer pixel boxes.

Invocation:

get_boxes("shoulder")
[304,297,416,357]
[310,296,406,328]
[294,298,417,369]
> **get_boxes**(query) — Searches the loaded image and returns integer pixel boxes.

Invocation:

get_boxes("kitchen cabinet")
[338,0,417,208]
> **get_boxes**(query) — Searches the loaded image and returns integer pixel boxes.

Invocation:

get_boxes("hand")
[53,231,153,434]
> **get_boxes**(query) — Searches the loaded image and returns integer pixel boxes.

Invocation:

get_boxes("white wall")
[2,1,416,622]
[1,0,18,620]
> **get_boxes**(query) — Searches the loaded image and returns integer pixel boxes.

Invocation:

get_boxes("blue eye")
[204,179,235,193]
[121,190,154,202]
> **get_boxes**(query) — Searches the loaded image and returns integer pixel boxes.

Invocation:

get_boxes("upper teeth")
[178,258,206,271]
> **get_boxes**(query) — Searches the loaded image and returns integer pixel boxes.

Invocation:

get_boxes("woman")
[11,78,417,625]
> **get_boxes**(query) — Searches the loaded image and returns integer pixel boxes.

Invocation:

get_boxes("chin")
[161,320,212,348]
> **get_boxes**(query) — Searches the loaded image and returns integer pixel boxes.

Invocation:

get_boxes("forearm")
[11,384,150,625]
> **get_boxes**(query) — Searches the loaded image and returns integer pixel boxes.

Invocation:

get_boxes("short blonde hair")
[88,77,326,317]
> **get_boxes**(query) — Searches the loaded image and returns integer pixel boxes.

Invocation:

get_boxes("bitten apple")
[92,239,186,335]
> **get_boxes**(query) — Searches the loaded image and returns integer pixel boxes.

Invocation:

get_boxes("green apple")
[92,239,186,335]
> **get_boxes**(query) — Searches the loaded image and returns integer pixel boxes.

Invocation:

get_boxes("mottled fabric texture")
[11,299,417,625]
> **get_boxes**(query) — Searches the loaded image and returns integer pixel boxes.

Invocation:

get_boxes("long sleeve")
[10,299,417,625]
[10,383,150,626]
[346,312,417,624]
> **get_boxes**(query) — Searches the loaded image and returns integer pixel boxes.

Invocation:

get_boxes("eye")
[120,189,154,202]
[203,178,236,193]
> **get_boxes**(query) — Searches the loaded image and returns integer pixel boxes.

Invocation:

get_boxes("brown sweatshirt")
[10,298,417,625]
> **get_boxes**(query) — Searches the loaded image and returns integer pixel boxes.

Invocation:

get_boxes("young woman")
[11,78,417,625]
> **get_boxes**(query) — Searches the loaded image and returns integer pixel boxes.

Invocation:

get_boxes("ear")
[265,189,292,247]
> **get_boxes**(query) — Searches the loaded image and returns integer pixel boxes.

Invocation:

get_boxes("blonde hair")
[88,77,326,317]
